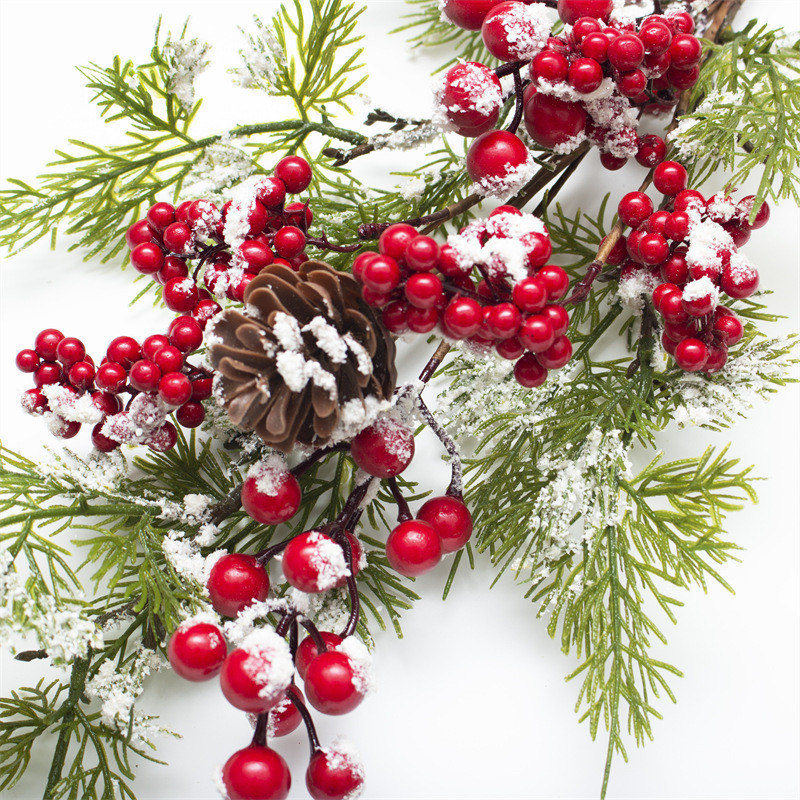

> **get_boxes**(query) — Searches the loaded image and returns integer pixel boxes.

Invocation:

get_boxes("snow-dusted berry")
[168,620,227,682]
[208,554,270,618]
[241,460,302,525]
[350,417,415,478]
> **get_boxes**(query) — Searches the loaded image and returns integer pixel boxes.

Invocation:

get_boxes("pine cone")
[209,260,397,452]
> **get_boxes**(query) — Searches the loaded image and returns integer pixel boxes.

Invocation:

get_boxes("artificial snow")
[239,627,294,702]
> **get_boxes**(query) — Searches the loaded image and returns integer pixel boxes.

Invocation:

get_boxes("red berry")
[664,211,690,241]
[518,314,554,353]
[661,252,689,284]
[21,388,48,415]
[618,192,654,227]
[639,20,672,54]
[439,62,503,137]
[221,746,291,800]
[635,134,667,168]
[670,11,695,34]
[274,226,306,258]
[67,361,95,390]
[15,349,40,373]
[581,32,609,61]
[557,0,613,24]
[129,360,161,393]
[530,50,569,82]
[91,391,122,416]
[381,300,410,334]
[167,621,227,681]
[682,285,716,317]
[407,306,439,333]
[652,282,680,312]
[537,335,573,369]
[208,554,270,618]
[669,33,701,68]
[542,304,570,337]
[91,421,120,453]
[176,401,205,428]
[163,277,200,313]
[379,224,418,262]
[417,496,473,553]
[53,337,84,367]
[466,130,529,191]
[95,361,128,393]
[405,236,440,271]
[306,747,364,800]
[704,343,728,374]
[106,336,140,368]
[537,265,569,301]
[304,650,366,715]
[34,328,64,361]
[169,316,203,353]
[486,302,522,339]
[162,222,193,254]
[713,310,743,346]
[351,251,379,282]
[569,57,604,94]
[721,261,759,299]
[523,232,553,269]
[350,418,414,478]
[495,336,525,360]
[274,155,313,193]
[50,417,81,439]
[608,33,645,71]
[241,465,301,525]
[268,692,303,738]
[600,152,628,171]
[512,276,548,313]
[738,195,770,229]
[141,334,170,361]
[442,296,482,338]
[151,344,183,374]
[125,219,154,249]
[482,2,542,62]
[514,352,548,388]
[158,372,192,406]
[674,337,708,371]
[32,362,61,387]
[240,240,274,272]
[404,273,442,309]
[653,161,688,196]
[386,520,442,577]
[191,377,213,401]
[638,232,669,266]
[572,17,602,43]
[283,531,349,593]
[146,202,175,231]
[667,64,700,90]
[441,0,503,30]
[524,91,588,149]
[130,242,164,275]
[673,189,706,214]
[257,177,287,209]
[295,633,343,680]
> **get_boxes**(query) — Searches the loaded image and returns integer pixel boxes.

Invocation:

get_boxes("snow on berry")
[335,636,375,695]
[237,627,294,702]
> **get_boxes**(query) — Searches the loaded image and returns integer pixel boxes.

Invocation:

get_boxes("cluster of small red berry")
[435,0,701,194]
[15,320,210,451]
[166,410,473,799]
[616,174,769,373]
[125,155,315,313]
[355,208,573,389]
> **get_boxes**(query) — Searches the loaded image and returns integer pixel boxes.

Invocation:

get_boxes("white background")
[1,1,798,798]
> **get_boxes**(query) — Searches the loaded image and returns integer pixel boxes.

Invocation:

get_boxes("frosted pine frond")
[232,15,287,95]
[673,333,800,429]
[184,136,257,197]
[161,33,211,110]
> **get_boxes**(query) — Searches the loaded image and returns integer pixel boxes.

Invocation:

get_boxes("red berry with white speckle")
[350,418,415,478]
[168,621,227,682]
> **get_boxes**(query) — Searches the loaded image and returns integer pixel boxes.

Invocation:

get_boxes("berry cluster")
[435,0,701,193]
[15,321,210,451]
[616,181,769,373]
[167,411,474,799]
[357,208,573,389]
[125,155,315,313]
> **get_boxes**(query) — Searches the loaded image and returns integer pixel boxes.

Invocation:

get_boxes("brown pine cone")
[209,260,397,452]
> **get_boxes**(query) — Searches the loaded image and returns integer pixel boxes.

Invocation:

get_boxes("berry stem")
[299,618,330,653]
[626,302,658,378]
[494,59,530,78]
[291,443,349,479]
[285,685,321,755]
[505,68,525,135]
[387,477,413,522]
[416,396,463,497]
[305,233,364,253]
[418,340,452,385]
[251,713,269,747]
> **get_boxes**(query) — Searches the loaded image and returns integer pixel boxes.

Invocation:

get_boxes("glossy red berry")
[167,621,227,682]
[466,130,529,189]
[130,242,164,276]
[513,352,548,388]
[661,252,689,284]
[482,2,541,62]
[537,265,569,301]
[158,372,192,406]
[282,531,349,593]
[581,31,609,61]
[386,520,442,577]
[537,335,573,369]
[129,360,161,393]
[635,134,667,168]
[721,262,759,299]
[162,222,193,254]
[151,344,183,374]
[407,306,439,333]
[638,233,669,266]
[557,0,613,24]
[486,302,522,339]
[670,11,695,33]
[168,316,203,353]
[379,224,418,262]
[257,177,287,210]
[268,692,303,737]
[673,189,706,214]
[53,337,83,367]
[518,314,554,353]
[381,300,410,334]
[667,64,700,90]
[417,496,473,553]
[530,50,569,82]
[95,362,128,393]
[274,155,312,194]
[405,236,440,272]
[441,0,502,30]
[512,276,548,313]
[524,91,588,149]
[208,554,270,618]
[439,62,503,137]
[542,304,570,337]
[618,192,654,228]
[240,240,274,272]
[21,388,48,415]
[639,20,672,53]
[569,57,604,94]
[405,272,443,309]
[600,152,628,171]
[15,349,40,373]
[653,161,688,196]
[443,296,483,338]
[738,195,770,229]
[304,650,366,715]
[306,748,364,800]
[669,33,701,68]
[713,310,743,346]
[350,418,414,478]
[295,633,343,680]
[704,343,728,374]
[241,466,301,525]
[221,746,291,800]
[91,422,120,453]
[274,226,306,258]
[674,337,708,371]
[67,361,95,390]
[125,219,154,249]
[608,33,645,71]
[34,328,64,361]
[176,401,205,428]
[495,336,525,360]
